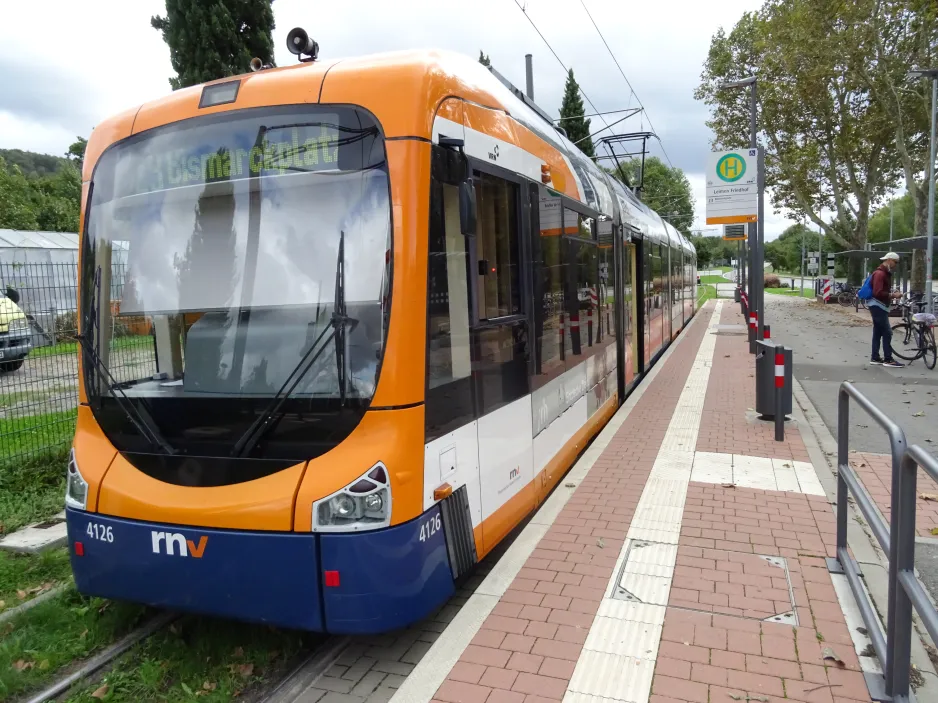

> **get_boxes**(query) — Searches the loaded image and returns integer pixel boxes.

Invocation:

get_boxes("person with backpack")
[860,252,903,367]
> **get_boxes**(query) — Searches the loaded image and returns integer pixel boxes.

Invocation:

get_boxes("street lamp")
[718,75,764,343]
[909,67,938,314]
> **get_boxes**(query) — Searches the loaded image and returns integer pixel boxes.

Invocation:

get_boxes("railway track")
[21,611,180,703]
[18,611,354,703]
[259,637,351,703]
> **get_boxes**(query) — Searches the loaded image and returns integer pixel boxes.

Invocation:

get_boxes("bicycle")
[837,283,859,307]
[891,300,937,369]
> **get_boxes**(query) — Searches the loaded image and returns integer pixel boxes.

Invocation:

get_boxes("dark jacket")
[870,264,892,306]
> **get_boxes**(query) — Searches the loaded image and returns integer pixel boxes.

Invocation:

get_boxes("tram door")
[468,170,534,555]
[425,165,484,548]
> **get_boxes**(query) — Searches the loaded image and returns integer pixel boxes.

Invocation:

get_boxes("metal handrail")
[892,445,938,702]
[837,381,906,696]
[836,382,938,702]
[836,382,907,700]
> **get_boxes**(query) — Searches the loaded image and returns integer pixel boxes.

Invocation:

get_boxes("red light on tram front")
[324,570,340,587]
[74,541,84,556]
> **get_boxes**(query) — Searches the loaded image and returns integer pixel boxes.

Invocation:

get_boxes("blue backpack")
[857,273,874,300]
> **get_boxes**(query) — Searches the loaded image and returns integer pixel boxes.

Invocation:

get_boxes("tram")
[66,33,696,634]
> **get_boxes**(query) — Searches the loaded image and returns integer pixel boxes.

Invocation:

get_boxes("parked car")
[0,287,32,372]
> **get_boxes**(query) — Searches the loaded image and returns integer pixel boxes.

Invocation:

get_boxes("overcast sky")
[1,0,799,240]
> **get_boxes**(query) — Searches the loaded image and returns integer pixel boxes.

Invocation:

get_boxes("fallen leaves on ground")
[921,493,938,502]
[12,660,34,671]
[91,684,109,699]
[913,411,926,417]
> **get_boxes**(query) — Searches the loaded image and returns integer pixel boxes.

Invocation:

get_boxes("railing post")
[886,413,909,698]
[888,452,918,699]
[837,387,849,555]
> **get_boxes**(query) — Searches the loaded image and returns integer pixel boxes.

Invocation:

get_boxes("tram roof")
[85,49,691,252]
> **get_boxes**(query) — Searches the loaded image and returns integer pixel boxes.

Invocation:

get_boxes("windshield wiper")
[231,236,358,458]
[80,265,176,455]
[333,230,358,405]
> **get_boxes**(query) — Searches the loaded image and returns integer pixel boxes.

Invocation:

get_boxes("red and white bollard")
[774,347,785,441]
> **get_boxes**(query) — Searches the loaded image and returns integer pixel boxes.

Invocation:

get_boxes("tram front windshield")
[82,106,392,463]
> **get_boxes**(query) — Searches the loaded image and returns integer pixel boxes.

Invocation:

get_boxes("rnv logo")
[151,531,208,558]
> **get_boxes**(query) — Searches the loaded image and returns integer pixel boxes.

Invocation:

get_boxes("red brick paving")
[431,301,874,703]
[696,304,811,462]
[656,480,873,703]
[431,305,718,703]
[850,450,938,537]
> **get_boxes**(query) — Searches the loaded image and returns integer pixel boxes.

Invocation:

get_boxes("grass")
[0,444,70,536]
[697,284,717,308]
[765,286,817,299]
[64,617,311,702]
[0,588,149,701]
[699,275,729,284]
[0,548,73,608]
[31,335,146,359]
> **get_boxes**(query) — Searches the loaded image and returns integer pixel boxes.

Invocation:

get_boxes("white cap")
[880,252,900,261]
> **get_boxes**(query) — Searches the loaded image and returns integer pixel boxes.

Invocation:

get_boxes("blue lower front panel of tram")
[65,505,455,634]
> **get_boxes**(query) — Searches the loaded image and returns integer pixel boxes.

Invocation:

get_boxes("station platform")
[391,300,879,703]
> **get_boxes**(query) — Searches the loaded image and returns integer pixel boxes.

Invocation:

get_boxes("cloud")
[1,0,797,234]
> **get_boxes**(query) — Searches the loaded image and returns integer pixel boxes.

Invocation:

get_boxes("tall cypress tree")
[151,0,276,90]
[558,69,593,157]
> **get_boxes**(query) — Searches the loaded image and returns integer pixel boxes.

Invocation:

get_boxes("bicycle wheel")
[838,291,853,307]
[924,327,937,370]
[890,323,917,361]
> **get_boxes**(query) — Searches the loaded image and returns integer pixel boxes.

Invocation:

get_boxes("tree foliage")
[559,69,593,157]
[690,236,740,269]
[609,157,694,235]
[0,149,67,179]
[151,0,276,90]
[66,137,87,174]
[478,51,491,67]
[696,0,920,283]
[0,156,81,233]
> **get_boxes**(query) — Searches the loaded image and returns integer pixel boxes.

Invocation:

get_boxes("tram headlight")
[65,448,88,510]
[312,462,392,532]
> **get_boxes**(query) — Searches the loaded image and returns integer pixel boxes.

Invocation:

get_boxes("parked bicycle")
[891,297,937,369]
[836,283,858,307]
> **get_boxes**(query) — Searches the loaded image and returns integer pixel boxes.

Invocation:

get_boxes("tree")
[0,159,40,230]
[0,149,67,179]
[695,0,900,282]
[151,0,276,90]
[478,51,491,67]
[66,137,87,174]
[559,69,593,157]
[609,157,694,234]
[848,0,936,290]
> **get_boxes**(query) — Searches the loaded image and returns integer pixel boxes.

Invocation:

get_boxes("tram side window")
[426,181,473,438]
[564,235,599,369]
[536,227,565,385]
[475,173,520,320]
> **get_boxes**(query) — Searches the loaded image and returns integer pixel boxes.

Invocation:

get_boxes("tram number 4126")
[419,514,442,542]
[86,522,114,543]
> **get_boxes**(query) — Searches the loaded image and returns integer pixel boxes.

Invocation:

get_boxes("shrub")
[764,274,781,288]
[54,310,79,341]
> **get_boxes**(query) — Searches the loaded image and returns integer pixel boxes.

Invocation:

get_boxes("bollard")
[774,345,785,441]
[749,309,758,353]
[764,325,770,341]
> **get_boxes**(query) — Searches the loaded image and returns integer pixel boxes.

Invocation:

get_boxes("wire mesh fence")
[0,261,156,469]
